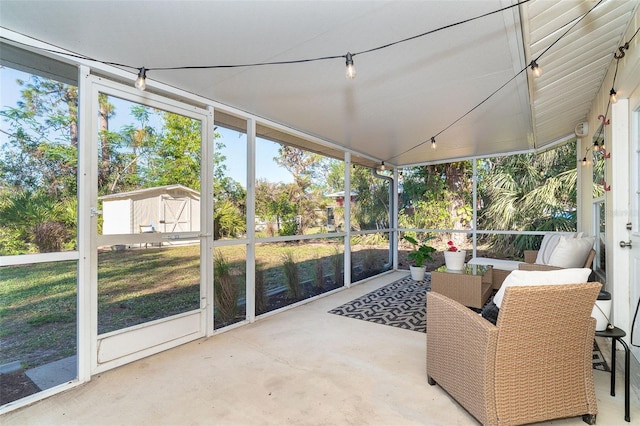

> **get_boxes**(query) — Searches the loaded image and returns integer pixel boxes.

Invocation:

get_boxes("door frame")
[630,101,640,360]
[84,75,214,374]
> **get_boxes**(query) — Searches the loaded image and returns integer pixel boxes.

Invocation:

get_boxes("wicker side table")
[430,265,493,309]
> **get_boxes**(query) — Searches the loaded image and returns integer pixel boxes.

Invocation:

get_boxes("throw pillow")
[548,236,595,268]
[493,268,591,308]
[481,300,500,325]
[534,232,582,264]
[535,233,563,265]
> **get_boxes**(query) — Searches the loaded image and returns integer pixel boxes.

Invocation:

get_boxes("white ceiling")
[0,0,637,167]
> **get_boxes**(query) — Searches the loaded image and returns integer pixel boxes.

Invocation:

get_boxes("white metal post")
[76,65,92,383]
[204,106,215,334]
[344,152,351,287]
[246,118,257,322]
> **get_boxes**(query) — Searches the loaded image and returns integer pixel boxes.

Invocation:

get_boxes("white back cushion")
[548,236,595,268]
[493,268,592,308]
[535,233,564,264]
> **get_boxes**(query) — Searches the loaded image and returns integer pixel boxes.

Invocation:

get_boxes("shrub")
[214,251,239,322]
[314,253,325,289]
[255,262,268,315]
[281,250,301,299]
[32,221,67,253]
[332,247,343,286]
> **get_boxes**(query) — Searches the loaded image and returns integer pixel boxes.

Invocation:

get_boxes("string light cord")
[596,21,640,126]
[531,0,603,64]
[388,0,606,163]
[3,0,530,75]
[354,0,531,58]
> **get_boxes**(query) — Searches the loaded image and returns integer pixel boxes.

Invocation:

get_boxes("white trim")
[203,106,215,333]
[77,64,92,384]
[246,118,257,324]
[0,251,78,266]
[610,100,631,331]
[344,152,351,287]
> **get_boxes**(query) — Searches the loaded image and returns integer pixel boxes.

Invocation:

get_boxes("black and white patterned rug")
[329,274,609,371]
[329,275,429,332]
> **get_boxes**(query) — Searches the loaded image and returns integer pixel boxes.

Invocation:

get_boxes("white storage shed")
[100,185,201,235]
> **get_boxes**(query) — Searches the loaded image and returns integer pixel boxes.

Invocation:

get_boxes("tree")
[477,141,579,255]
[0,75,78,197]
[273,145,328,233]
[400,162,472,247]
[0,73,80,254]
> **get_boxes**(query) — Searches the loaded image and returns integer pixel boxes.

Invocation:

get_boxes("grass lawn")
[0,239,392,369]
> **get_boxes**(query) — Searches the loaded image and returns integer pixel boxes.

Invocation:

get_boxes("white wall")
[102,199,132,235]
[584,6,640,358]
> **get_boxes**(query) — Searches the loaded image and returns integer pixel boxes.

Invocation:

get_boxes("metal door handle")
[619,240,632,248]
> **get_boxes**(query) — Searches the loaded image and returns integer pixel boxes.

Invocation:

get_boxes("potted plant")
[444,240,466,270]
[403,235,436,281]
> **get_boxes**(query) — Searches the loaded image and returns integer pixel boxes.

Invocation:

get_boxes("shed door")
[91,79,210,374]
[160,196,190,232]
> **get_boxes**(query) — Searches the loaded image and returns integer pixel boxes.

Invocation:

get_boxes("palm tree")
[477,141,583,256]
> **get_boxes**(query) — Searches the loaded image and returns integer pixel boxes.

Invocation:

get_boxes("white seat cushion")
[468,257,522,271]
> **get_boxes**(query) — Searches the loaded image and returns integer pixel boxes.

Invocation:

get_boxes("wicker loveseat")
[426,282,601,425]
[469,232,596,289]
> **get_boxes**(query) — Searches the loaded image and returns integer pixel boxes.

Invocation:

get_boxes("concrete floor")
[2,271,639,425]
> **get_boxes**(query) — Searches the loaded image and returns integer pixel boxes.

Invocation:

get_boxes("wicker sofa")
[469,233,596,289]
[426,282,601,426]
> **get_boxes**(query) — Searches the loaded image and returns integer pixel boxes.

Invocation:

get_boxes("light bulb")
[380,161,386,171]
[431,137,437,149]
[135,67,147,91]
[345,52,356,79]
[609,88,617,103]
[593,141,600,152]
[530,60,542,78]
[581,157,587,166]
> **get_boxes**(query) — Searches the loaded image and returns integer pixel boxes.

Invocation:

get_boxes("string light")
[135,67,147,91]
[530,60,542,78]
[580,146,591,166]
[593,140,600,152]
[609,88,617,103]
[345,52,356,79]
[14,0,624,162]
[379,161,386,171]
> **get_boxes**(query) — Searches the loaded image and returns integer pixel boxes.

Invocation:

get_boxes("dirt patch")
[1,370,40,405]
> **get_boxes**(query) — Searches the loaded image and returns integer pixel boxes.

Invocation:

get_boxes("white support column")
[76,65,92,383]
[344,152,351,287]
[204,106,215,335]
[472,160,478,257]
[246,118,257,322]
[392,168,399,270]
[610,99,631,334]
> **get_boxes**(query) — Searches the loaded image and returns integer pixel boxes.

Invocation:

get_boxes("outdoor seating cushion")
[467,257,521,271]
[492,268,592,308]
[547,236,595,268]
[534,232,583,264]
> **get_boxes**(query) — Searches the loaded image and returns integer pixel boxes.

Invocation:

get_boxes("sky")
[0,66,294,187]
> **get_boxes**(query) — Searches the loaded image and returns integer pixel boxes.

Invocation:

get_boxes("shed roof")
[99,185,200,201]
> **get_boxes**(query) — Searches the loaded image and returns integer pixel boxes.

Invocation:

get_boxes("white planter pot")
[444,250,466,271]
[409,265,427,281]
